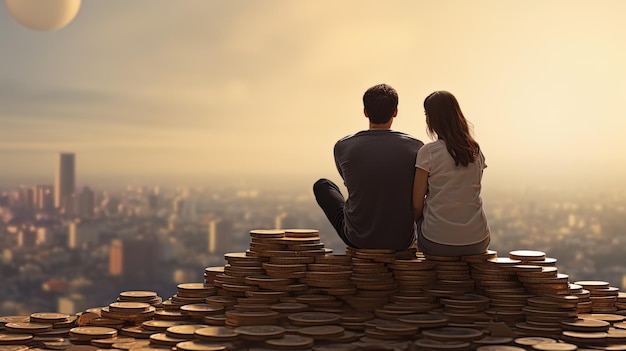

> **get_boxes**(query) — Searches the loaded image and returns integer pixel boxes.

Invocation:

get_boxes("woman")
[413,91,490,256]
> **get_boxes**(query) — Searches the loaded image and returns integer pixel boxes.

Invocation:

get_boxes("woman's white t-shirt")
[415,139,490,245]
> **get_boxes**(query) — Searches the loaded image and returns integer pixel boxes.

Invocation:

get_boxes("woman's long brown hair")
[424,91,479,167]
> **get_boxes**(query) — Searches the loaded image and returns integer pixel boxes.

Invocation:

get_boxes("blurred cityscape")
[1,153,625,315]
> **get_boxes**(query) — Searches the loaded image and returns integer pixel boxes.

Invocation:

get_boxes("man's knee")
[313,178,331,195]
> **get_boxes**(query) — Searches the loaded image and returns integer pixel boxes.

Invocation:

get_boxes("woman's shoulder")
[423,140,446,150]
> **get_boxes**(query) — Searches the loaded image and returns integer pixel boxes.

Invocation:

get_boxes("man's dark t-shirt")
[334,129,423,249]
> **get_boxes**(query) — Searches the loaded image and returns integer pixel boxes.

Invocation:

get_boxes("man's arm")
[333,143,344,179]
[412,167,429,220]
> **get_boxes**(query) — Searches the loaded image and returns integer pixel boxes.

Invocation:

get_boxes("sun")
[5,0,81,31]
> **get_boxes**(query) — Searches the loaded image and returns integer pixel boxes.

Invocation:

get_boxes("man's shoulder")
[336,130,423,144]
[390,131,424,145]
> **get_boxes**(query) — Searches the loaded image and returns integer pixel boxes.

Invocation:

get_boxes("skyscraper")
[55,153,75,213]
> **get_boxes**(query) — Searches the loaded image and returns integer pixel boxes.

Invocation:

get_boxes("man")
[313,84,424,250]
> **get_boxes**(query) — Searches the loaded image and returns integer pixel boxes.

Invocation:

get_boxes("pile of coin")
[6,228,626,351]
[574,280,621,313]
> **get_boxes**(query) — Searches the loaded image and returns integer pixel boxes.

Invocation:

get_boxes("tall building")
[35,185,54,210]
[109,239,123,276]
[55,153,76,213]
[76,186,95,218]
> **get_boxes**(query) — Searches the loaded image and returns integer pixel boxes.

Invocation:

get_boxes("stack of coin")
[473,257,522,295]
[221,253,266,297]
[338,310,374,331]
[431,259,475,296]
[469,257,527,327]
[163,283,217,310]
[310,254,356,298]
[388,257,437,295]
[180,304,224,321]
[517,298,577,337]
[117,291,163,307]
[568,283,592,314]
[298,324,357,343]
[363,319,418,341]
[291,295,335,313]
[417,326,484,350]
[28,312,76,337]
[194,326,239,344]
[100,302,156,324]
[224,310,280,327]
[517,267,570,297]
[574,280,618,313]
[617,292,626,311]
[68,326,118,345]
[147,324,208,347]
[3,322,54,338]
[234,325,285,342]
[344,248,398,311]
[204,266,224,285]
[305,264,353,302]
[398,312,449,329]
[253,229,328,259]
[264,334,315,350]
[214,252,263,298]
[439,294,491,326]
[77,309,126,329]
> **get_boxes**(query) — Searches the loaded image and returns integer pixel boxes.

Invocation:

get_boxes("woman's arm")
[412,167,429,220]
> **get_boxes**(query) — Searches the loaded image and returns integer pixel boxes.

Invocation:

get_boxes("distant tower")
[55,153,75,213]
[109,240,123,276]
[77,186,95,218]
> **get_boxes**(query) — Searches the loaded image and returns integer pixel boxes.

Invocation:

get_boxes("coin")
[175,340,227,351]
[29,313,70,324]
[89,336,136,348]
[264,334,314,349]
[194,326,239,342]
[509,250,546,262]
[165,325,210,339]
[234,325,285,341]
[109,302,151,313]
[288,312,341,326]
[421,326,484,342]
[118,291,158,301]
[0,333,33,345]
[149,333,188,347]
[69,327,118,340]
[4,322,53,334]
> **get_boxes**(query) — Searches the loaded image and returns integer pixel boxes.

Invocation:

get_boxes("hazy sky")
[1,1,625,190]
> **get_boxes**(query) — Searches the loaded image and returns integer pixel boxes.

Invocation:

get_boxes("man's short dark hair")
[363,84,398,124]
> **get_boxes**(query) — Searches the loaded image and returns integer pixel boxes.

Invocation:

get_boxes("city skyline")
[1,1,626,193]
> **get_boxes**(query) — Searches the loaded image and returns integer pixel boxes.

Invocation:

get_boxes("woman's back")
[416,139,489,246]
